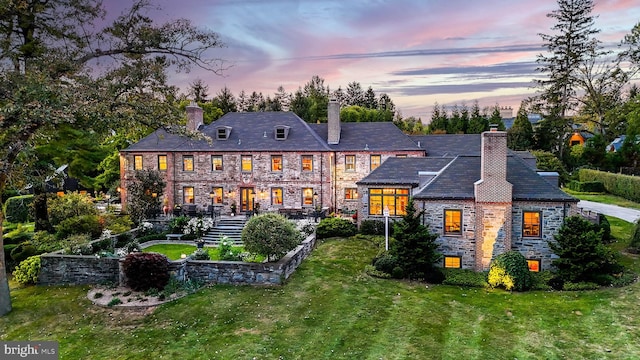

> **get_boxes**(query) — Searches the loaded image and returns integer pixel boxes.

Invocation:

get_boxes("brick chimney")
[186,101,203,131]
[327,98,340,144]
[474,130,512,202]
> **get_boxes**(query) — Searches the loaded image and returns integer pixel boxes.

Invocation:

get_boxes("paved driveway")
[578,200,640,223]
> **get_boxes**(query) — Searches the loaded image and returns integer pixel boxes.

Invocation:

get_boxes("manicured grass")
[2,237,640,359]
[564,189,640,210]
[142,244,244,261]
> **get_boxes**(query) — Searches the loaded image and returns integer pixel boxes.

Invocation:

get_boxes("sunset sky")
[108,0,640,119]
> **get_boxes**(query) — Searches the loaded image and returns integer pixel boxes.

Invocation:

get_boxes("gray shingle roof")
[123,112,331,152]
[310,122,422,151]
[413,155,577,202]
[357,157,454,186]
[411,134,482,156]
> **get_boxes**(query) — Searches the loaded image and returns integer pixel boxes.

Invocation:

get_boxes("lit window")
[523,211,541,237]
[183,187,194,204]
[345,188,358,200]
[444,256,461,269]
[158,155,167,171]
[302,155,313,172]
[241,155,252,172]
[271,155,283,172]
[212,155,223,171]
[211,187,223,204]
[134,155,143,170]
[302,188,314,206]
[444,209,462,235]
[271,188,283,205]
[368,188,409,216]
[183,155,194,172]
[527,259,540,272]
[345,155,356,171]
[370,155,381,171]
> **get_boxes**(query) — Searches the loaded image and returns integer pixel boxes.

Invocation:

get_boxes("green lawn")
[142,244,244,261]
[2,237,640,359]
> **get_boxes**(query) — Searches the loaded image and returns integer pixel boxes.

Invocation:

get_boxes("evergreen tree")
[428,103,449,133]
[390,198,441,280]
[188,79,209,102]
[345,81,365,107]
[364,86,378,109]
[212,86,237,114]
[489,106,506,130]
[507,105,534,150]
[468,101,489,133]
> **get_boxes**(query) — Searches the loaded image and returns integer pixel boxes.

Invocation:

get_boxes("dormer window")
[274,125,290,140]
[216,126,232,140]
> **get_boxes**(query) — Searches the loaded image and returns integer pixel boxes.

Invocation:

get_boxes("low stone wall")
[39,255,120,285]
[38,234,316,287]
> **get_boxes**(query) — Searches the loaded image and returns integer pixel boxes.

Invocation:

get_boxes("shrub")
[92,238,113,253]
[242,213,302,261]
[563,281,600,291]
[115,233,134,248]
[190,249,211,260]
[12,255,41,285]
[3,224,33,245]
[55,214,103,240]
[168,216,189,234]
[218,236,241,261]
[566,180,605,193]
[487,251,532,291]
[630,219,640,253]
[390,198,441,280]
[364,264,391,279]
[124,240,141,254]
[62,234,93,255]
[372,253,398,275]
[610,270,637,287]
[10,242,38,263]
[550,215,622,284]
[442,269,488,287]
[530,270,555,291]
[48,192,97,227]
[122,252,170,291]
[597,214,612,244]
[102,213,133,234]
[579,168,640,203]
[316,217,357,239]
[135,232,169,244]
[359,219,385,235]
[31,231,62,253]
[4,195,34,223]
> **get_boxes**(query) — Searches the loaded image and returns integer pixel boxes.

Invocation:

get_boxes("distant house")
[568,130,594,147]
[607,135,640,152]
[357,131,578,271]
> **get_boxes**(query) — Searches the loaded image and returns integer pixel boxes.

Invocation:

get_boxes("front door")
[240,187,255,212]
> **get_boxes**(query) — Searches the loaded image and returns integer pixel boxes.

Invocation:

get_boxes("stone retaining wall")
[39,234,316,286]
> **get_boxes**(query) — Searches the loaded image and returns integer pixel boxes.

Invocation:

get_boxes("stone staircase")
[202,215,246,245]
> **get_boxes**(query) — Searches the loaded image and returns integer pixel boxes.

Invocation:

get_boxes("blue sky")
[107,0,640,119]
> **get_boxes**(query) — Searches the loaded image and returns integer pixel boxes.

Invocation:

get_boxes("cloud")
[390,62,538,78]
[392,82,535,96]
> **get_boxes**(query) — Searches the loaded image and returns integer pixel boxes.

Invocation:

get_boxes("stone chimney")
[186,101,203,131]
[327,98,341,144]
[474,130,512,203]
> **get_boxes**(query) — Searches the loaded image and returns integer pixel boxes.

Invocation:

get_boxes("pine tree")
[507,105,534,150]
[390,198,441,280]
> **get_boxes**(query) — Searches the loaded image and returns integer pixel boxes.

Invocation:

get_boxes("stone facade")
[422,201,477,269]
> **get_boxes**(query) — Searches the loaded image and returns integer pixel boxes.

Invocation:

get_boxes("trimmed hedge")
[4,195,34,223]
[566,180,605,193]
[579,169,640,202]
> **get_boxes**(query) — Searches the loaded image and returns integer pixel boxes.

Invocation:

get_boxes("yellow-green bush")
[13,255,41,285]
[487,251,532,291]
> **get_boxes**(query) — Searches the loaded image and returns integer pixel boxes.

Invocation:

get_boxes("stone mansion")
[120,101,578,271]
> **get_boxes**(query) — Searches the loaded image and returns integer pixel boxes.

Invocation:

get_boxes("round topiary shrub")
[10,242,38,264]
[122,252,170,291]
[12,255,41,285]
[487,251,532,291]
[54,214,103,240]
[241,213,302,262]
[316,217,357,239]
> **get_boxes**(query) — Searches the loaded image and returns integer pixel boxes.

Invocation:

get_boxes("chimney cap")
[489,124,498,132]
